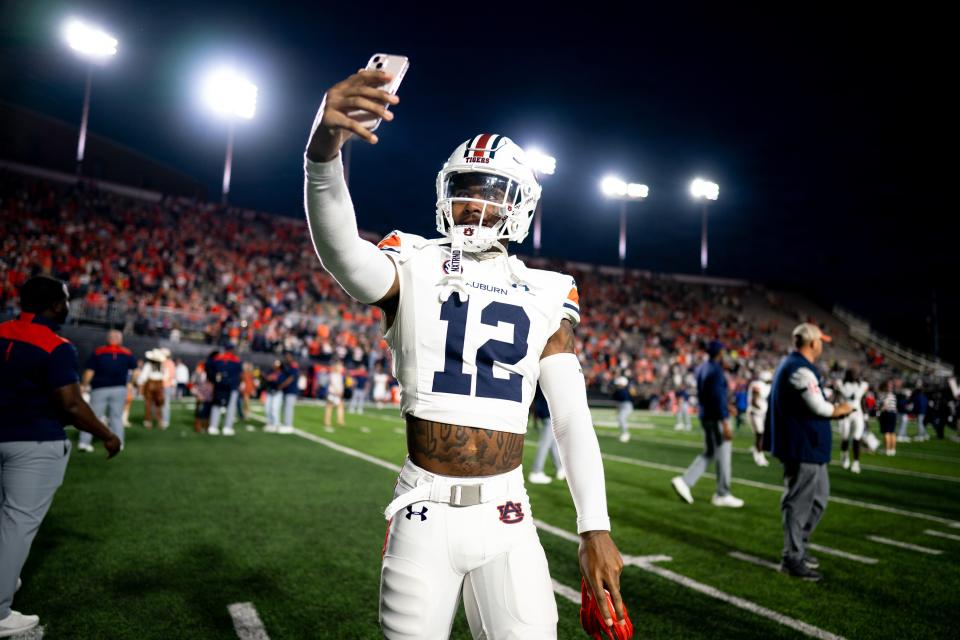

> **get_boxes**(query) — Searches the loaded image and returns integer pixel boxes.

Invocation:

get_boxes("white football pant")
[380,459,558,639]
[264,391,283,426]
[838,411,865,441]
[747,409,766,435]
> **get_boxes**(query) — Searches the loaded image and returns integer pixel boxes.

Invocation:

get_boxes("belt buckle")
[450,484,482,507]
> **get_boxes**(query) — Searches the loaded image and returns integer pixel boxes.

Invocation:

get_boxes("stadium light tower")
[525,148,556,257]
[62,18,118,176]
[690,178,719,272]
[601,175,649,270]
[201,66,258,205]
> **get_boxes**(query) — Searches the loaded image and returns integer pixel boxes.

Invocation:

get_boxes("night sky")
[1,1,955,367]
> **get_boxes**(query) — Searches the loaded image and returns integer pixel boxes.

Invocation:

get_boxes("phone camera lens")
[376,62,383,69]
[374,56,381,62]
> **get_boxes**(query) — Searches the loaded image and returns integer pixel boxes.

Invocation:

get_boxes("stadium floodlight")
[63,19,118,60]
[201,67,258,120]
[62,19,118,175]
[525,148,556,256]
[526,148,556,176]
[600,175,649,269]
[690,178,719,201]
[200,66,259,204]
[690,178,720,272]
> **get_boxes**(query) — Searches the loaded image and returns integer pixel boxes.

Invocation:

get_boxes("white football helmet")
[435,134,541,252]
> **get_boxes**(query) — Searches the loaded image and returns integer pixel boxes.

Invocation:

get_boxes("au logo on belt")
[497,501,524,524]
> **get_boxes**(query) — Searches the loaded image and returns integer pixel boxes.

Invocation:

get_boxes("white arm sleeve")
[303,154,397,304]
[539,352,611,533]
[789,368,835,418]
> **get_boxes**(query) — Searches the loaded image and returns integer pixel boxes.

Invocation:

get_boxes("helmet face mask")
[436,134,541,252]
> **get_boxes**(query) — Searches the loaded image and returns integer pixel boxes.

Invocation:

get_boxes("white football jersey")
[839,380,869,412]
[747,379,770,413]
[378,230,580,434]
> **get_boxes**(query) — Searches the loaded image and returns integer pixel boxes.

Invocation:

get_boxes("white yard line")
[924,529,960,542]
[597,451,960,528]
[806,543,878,565]
[597,432,960,484]
[866,536,943,555]
[290,426,845,640]
[728,551,781,571]
[227,602,271,640]
[551,579,580,604]
[838,463,960,484]
[594,421,655,429]
[642,562,845,640]
[292,428,401,473]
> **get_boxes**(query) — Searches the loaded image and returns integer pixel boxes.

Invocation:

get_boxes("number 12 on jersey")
[431,296,530,402]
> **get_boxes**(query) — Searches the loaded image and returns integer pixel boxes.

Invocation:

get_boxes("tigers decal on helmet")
[435,134,542,253]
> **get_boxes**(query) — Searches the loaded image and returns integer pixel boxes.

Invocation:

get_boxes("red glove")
[579,578,634,639]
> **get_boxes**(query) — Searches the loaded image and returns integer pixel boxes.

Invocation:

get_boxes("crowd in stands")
[2,171,955,425]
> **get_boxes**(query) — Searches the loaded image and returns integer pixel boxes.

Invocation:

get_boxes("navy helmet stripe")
[487,134,501,158]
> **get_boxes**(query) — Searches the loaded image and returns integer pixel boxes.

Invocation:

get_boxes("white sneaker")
[528,471,552,485]
[77,442,94,453]
[851,460,861,474]
[208,426,220,436]
[711,494,745,508]
[897,435,912,443]
[277,425,294,434]
[755,451,770,467]
[222,428,235,437]
[671,477,694,504]
[674,424,685,431]
[0,610,39,637]
[555,468,566,481]
[264,424,278,433]
[618,432,631,443]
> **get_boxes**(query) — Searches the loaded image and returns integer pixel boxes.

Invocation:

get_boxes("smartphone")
[351,53,409,131]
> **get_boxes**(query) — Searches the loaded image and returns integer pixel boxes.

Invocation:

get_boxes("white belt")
[383,462,519,521]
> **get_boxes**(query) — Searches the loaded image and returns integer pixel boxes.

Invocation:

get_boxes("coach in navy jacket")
[766,323,852,580]
[670,341,744,508]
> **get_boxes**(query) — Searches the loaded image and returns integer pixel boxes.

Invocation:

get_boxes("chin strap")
[410,231,536,303]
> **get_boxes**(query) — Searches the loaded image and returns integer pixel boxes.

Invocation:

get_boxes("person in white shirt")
[837,370,869,473]
[747,370,773,466]
[175,359,190,399]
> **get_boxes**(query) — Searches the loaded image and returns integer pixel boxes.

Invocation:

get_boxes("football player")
[303,69,628,639]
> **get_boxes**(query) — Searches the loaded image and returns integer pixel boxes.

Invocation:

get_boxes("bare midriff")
[405,415,524,477]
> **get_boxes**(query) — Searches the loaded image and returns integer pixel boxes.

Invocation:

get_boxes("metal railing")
[833,305,954,378]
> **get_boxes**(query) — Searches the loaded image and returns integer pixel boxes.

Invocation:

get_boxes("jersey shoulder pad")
[512,262,580,326]
[376,230,428,261]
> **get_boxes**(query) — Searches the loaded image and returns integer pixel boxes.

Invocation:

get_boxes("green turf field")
[13,401,959,639]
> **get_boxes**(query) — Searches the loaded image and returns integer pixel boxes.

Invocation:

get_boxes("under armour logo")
[497,501,524,524]
[405,505,428,521]
[463,227,475,236]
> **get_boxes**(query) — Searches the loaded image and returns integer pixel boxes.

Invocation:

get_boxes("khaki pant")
[143,380,165,426]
